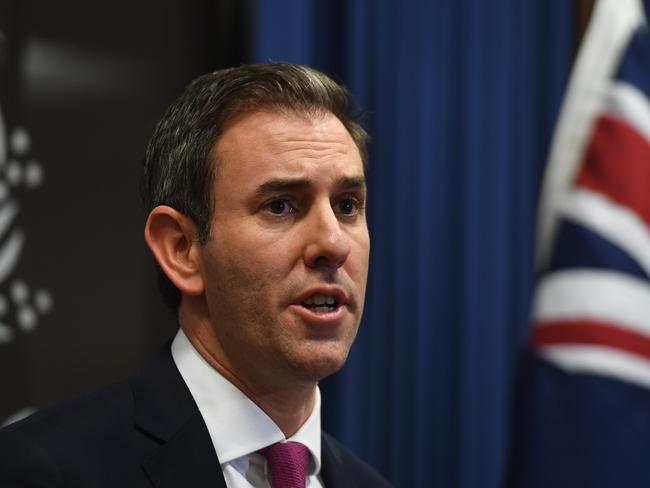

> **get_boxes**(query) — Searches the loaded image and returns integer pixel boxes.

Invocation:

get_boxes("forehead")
[213,110,364,184]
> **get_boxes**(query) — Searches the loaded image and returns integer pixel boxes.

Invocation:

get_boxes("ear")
[144,205,205,297]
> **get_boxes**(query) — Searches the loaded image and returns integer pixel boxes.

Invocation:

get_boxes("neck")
[179,301,317,437]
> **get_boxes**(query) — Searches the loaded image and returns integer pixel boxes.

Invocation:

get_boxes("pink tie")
[259,441,309,488]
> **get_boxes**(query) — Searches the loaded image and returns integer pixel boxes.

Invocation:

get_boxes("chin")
[288,344,352,382]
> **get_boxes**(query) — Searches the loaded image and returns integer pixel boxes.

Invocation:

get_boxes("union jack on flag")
[533,1,650,387]
[510,0,650,486]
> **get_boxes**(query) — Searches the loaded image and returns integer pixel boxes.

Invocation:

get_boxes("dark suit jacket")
[0,347,392,487]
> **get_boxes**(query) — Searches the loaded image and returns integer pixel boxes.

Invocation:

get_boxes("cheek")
[247,231,304,270]
[210,233,297,300]
[349,236,370,276]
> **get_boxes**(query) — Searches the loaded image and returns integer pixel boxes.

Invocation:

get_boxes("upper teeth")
[303,294,336,305]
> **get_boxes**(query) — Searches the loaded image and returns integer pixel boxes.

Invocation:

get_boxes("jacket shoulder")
[0,380,134,444]
[0,380,154,486]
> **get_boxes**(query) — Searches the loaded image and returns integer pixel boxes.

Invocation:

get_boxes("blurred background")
[0,1,615,487]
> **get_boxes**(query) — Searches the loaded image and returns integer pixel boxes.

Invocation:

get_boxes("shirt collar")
[170,328,322,474]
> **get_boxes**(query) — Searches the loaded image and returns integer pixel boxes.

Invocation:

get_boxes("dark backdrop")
[0,0,249,421]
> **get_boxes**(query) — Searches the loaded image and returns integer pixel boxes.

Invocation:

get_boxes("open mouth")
[300,293,340,313]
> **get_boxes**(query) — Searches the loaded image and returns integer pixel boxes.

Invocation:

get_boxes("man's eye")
[337,198,360,216]
[265,199,294,215]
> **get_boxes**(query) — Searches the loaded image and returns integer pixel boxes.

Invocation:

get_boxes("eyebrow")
[255,176,367,196]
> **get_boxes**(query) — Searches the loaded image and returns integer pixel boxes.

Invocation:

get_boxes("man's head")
[141,64,368,310]
[142,64,370,391]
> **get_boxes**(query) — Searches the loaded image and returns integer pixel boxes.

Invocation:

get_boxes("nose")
[303,202,351,270]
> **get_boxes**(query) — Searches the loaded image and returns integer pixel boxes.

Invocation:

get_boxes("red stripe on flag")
[532,319,650,361]
[575,115,650,229]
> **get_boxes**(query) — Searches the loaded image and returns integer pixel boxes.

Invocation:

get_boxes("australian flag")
[509,0,650,486]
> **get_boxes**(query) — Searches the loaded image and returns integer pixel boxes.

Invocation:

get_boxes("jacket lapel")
[142,413,226,488]
[131,347,227,488]
[320,432,345,488]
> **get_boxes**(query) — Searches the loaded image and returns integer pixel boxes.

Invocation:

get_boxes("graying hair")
[140,63,368,310]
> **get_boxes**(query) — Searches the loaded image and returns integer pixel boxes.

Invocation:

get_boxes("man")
[0,64,392,487]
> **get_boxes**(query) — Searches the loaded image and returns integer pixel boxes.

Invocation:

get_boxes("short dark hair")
[140,63,369,311]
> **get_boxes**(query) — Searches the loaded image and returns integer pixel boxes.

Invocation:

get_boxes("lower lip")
[289,304,348,325]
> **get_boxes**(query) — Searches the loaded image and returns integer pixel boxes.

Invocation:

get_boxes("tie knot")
[259,441,309,488]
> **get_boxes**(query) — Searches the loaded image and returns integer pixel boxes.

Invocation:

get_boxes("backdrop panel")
[0,0,250,425]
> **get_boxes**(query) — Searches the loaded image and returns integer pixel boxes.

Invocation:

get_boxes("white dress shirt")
[171,329,324,488]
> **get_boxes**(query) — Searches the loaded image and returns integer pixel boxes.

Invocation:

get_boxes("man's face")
[197,109,370,391]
